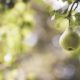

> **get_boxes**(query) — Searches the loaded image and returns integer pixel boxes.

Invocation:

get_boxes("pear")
[59,27,80,51]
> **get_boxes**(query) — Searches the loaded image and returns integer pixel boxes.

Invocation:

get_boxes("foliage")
[0,0,80,80]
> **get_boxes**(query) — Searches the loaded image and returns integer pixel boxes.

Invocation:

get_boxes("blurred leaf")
[23,11,36,29]
[63,0,73,4]
[75,13,80,26]
[0,71,4,80]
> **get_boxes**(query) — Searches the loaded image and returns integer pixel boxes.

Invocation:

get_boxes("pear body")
[59,28,80,51]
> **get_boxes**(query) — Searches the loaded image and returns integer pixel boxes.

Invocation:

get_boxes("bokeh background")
[0,0,80,80]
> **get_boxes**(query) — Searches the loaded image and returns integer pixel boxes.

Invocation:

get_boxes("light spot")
[4,53,12,62]
[23,33,38,47]
[52,35,61,48]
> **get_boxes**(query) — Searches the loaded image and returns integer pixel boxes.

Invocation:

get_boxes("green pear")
[59,27,80,51]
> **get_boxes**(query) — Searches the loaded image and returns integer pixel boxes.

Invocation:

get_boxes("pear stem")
[66,0,79,29]
[67,0,79,18]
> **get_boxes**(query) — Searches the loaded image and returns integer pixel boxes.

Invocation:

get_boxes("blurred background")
[0,0,80,80]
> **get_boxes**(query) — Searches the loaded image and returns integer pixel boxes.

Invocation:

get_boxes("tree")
[0,0,80,80]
